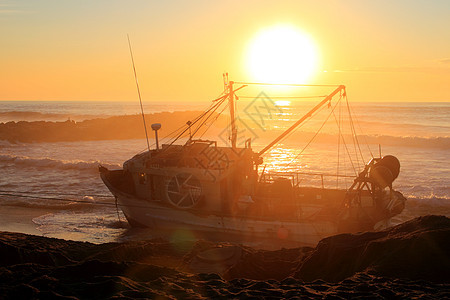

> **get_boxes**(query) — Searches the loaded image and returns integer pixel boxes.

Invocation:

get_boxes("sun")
[246,25,318,84]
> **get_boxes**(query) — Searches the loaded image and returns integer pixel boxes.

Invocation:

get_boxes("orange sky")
[0,0,449,102]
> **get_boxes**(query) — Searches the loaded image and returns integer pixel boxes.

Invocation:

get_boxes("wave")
[0,111,108,122]
[391,195,450,225]
[358,134,450,149]
[0,154,121,172]
[1,111,448,149]
[0,190,115,211]
[256,131,450,149]
[315,132,450,149]
[1,198,104,211]
[406,194,450,206]
[407,194,450,201]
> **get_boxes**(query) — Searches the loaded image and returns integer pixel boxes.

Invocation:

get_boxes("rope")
[115,196,121,222]
[198,102,230,140]
[134,110,210,155]
[0,189,112,198]
[1,189,300,219]
[237,95,328,99]
[259,100,330,158]
[0,190,193,212]
[160,96,226,150]
[234,81,341,87]
[188,96,227,140]
[331,109,357,176]
[285,95,342,167]
[347,100,374,159]
[336,96,342,187]
[0,191,116,206]
[345,95,365,166]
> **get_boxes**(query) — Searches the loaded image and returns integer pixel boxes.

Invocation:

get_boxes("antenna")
[228,80,237,149]
[127,34,150,151]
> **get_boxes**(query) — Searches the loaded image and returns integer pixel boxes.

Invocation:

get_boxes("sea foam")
[0,154,121,172]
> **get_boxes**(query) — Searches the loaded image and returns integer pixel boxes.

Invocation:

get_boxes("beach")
[1,0,449,298]
[0,101,449,298]
[0,205,49,236]
[0,215,449,299]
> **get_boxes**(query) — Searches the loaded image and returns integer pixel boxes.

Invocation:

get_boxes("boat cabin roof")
[126,139,255,172]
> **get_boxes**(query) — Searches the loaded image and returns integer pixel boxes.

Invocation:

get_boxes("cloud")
[0,9,26,14]
[325,58,450,74]
[326,65,450,74]
[0,3,31,15]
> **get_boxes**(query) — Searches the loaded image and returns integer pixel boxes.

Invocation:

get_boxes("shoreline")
[0,204,49,236]
[0,215,448,299]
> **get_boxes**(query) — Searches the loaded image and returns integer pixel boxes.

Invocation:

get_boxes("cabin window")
[139,173,147,184]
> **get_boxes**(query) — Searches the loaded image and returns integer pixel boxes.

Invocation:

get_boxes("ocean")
[0,99,449,244]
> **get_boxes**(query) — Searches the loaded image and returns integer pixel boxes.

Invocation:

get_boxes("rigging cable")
[347,100,374,159]
[186,84,245,144]
[159,94,228,150]
[336,94,342,187]
[285,94,343,168]
[345,94,365,166]
[0,190,193,212]
[234,82,341,88]
[237,95,328,99]
[331,109,357,176]
[197,101,230,140]
[0,191,116,206]
[186,96,228,141]
[140,91,229,155]
[0,189,286,216]
[134,118,195,155]
[261,98,331,159]
[0,189,113,198]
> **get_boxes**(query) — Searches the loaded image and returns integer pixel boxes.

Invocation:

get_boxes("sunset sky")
[1,0,449,102]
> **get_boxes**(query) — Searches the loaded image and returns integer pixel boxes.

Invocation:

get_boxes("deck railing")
[259,171,355,189]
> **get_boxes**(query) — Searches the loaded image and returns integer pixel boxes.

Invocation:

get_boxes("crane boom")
[258,85,346,157]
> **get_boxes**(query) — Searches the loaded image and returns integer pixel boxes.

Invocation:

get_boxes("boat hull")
[100,166,405,248]
[100,167,380,248]
[116,191,339,247]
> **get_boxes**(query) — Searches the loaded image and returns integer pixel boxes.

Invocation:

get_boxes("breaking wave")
[0,154,121,172]
[2,198,109,211]
[359,134,450,149]
[406,194,450,206]
[391,195,450,226]
[271,131,450,149]
[0,111,107,122]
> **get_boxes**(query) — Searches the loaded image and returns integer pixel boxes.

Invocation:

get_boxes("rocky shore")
[0,111,206,143]
[0,215,449,299]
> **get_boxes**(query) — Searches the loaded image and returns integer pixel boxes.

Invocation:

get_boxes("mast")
[127,34,150,151]
[229,80,237,149]
[258,85,346,157]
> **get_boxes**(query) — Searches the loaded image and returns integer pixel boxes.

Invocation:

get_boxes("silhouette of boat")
[100,78,406,247]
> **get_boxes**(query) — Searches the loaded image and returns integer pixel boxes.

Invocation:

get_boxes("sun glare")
[274,100,291,106]
[246,25,318,84]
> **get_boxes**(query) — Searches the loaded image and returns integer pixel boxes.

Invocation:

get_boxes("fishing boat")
[99,77,406,247]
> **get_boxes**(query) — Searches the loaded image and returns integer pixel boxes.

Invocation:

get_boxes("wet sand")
[0,205,48,236]
[0,215,449,299]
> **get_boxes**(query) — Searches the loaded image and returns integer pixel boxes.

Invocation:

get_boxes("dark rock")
[294,215,450,283]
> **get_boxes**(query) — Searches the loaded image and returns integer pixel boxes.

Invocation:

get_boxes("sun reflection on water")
[274,100,291,107]
[259,143,364,190]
